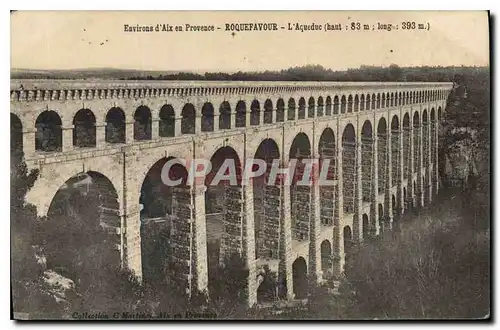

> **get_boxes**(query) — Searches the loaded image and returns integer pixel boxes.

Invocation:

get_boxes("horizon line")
[10,64,490,73]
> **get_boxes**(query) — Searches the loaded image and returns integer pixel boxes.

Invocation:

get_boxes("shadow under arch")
[139,157,191,291]
[73,108,96,148]
[342,124,357,214]
[11,113,23,154]
[289,132,312,242]
[253,138,281,260]
[391,115,401,188]
[44,171,121,284]
[377,118,388,195]
[204,146,248,301]
[361,120,373,204]
[318,128,336,227]
[106,107,126,144]
[35,110,62,152]
[292,257,308,299]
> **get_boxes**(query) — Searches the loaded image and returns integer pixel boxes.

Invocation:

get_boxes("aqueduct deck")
[10,79,452,305]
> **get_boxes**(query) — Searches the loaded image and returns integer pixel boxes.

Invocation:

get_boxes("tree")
[388,64,403,81]
[11,151,63,318]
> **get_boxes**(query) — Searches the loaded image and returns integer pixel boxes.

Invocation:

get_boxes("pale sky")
[11,11,489,72]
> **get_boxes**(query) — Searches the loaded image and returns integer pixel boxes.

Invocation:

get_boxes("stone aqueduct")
[10,79,452,305]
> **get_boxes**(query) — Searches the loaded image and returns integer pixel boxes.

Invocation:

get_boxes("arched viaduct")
[10,79,452,306]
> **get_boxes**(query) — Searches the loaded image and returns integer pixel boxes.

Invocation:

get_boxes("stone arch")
[204,146,246,297]
[287,98,296,121]
[219,101,231,130]
[378,203,384,234]
[361,120,373,203]
[362,213,369,240]
[340,95,347,114]
[347,95,353,113]
[250,100,261,126]
[391,115,401,187]
[403,113,410,127]
[181,103,196,134]
[430,108,437,195]
[423,170,430,205]
[422,110,429,173]
[264,99,273,124]
[390,92,395,107]
[381,93,386,108]
[354,94,359,112]
[292,257,308,299]
[371,93,376,109]
[413,179,417,206]
[320,240,332,275]
[298,97,306,119]
[308,96,315,118]
[317,96,324,117]
[360,94,365,111]
[318,128,336,227]
[276,98,285,122]
[159,104,175,137]
[139,157,191,287]
[35,110,62,152]
[105,107,125,144]
[403,113,411,182]
[235,101,246,128]
[73,108,96,148]
[134,106,152,140]
[343,225,353,265]
[333,95,340,114]
[403,186,408,210]
[377,117,388,195]
[201,102,215,132]
[413,111,420,126]
[366,94,371,111]
[376,93,381,109]
[342,124,357,214]
[253,138,281,260]
[392,194,398,221]
[380,117,389,131]
[413,111,421,203]
[11,113,23,154]
[326,96,333,116]
[45,171,121,282]
[289,133,312,241]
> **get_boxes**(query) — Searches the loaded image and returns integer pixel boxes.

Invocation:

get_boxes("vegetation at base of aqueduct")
[11,65,490,319]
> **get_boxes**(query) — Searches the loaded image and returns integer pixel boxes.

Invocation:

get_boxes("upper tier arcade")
[10,79,453,163]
